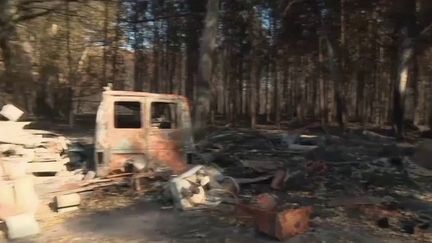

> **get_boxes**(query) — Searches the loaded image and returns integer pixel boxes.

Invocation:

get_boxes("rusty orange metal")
[94,88,194,177]
[254,193,278,210]
[274,207,313,240]
[237,203,313,241]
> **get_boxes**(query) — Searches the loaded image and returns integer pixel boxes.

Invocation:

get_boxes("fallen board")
[27,161,65,173]
[49,181,127,196]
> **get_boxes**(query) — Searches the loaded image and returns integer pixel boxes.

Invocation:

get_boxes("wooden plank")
[27,162,64,173]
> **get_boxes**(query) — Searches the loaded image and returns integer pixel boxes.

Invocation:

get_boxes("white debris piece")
[281,133,321,152]
[55,193,81,213]
[169,165,220,210]
[0,104,24,122]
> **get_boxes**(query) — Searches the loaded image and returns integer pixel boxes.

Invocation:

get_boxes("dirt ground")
[5,126,432,243]
[15,189,415,243]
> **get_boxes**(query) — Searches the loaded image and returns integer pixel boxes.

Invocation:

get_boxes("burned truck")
[94,88,195,177]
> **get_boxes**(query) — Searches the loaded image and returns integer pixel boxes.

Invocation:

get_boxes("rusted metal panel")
[94,88,193,177]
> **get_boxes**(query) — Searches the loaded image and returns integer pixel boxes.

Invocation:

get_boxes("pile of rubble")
[0,104,71,176]
[167,127,432,241]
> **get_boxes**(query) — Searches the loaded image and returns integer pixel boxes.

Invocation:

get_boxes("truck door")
[106,98,148,173]
[146,100,187,174]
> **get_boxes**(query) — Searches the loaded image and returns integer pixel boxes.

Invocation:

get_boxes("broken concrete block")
[4,213,40,239]
[13,176,39,214]
[55,193,81,209]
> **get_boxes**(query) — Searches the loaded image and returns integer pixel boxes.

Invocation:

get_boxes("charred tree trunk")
[265,60,271,122]
[324,36,346,128]
[250,53,260,128]
[393,36,415,137]
[185,0,205,103]
[274,60,281,127]
[151,22,160,93]
[250,63,257,128]
[112,0,122,90]
[282,61,288,122]
[392,0,417,138]
[318,38,326,125]
[237,56,244,116]
[65,0,74,126]
[194,0,219,131]
[102,0,109,87]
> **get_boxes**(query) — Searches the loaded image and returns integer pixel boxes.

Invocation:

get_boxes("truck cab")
[94,88,194,177]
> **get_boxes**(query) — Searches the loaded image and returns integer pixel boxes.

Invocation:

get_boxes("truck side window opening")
[114,101,142,128]
[151,102,178,129]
